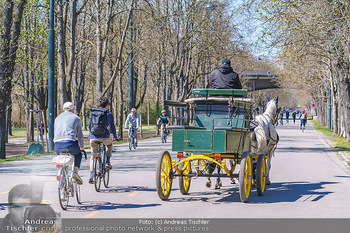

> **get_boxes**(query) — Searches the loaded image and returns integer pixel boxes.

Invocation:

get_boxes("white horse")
[251,97,280,185]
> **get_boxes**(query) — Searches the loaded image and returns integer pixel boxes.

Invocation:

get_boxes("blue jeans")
[54,141,82,168]
[129,127,137,141]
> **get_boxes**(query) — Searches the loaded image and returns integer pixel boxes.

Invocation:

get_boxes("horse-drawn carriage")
[155,89,272,203]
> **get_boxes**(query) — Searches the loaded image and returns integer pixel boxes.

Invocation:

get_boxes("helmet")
[131,108,136,112]
[161,110,166,113]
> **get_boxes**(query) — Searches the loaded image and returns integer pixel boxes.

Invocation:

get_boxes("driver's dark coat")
[209,64,242,89]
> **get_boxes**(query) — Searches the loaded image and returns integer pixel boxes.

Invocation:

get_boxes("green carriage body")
[156,89,268,203]
[170,89,253,155]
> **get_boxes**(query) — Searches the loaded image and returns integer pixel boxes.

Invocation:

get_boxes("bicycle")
[160,124,167,143]
[128,126,137,150]
[301,121,306,133]
[52,149,86,210]
[92,141,110,192]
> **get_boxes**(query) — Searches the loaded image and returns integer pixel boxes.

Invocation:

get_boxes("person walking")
[292,111,297,124]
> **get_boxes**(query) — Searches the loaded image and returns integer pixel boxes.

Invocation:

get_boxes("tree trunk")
[117,64,124,140]
[334,61,350,140]
[0,0,27,158]
[57,0,67,107]
[95,0,103,99]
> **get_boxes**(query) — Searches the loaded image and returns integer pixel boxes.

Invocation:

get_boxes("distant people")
[279,111,284,125]
[89,97,118,184]
[292,111,297,124]
[209,58,242,89]
[54,102,84,185]
[300,111,307,129]
[157,110,170,136]
[285,110,290,123]
[125,108,140,145]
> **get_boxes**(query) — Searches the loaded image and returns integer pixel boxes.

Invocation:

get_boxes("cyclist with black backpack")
[89,97,118,184]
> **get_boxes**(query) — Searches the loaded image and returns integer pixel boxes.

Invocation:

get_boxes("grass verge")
[0,152,55,164]
[312,120,350,153]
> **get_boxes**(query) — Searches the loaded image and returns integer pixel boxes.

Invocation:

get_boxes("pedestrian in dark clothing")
[292,111,297,124]
[209,58,242,89]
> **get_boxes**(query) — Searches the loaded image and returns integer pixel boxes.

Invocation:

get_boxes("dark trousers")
[54,141,82,168]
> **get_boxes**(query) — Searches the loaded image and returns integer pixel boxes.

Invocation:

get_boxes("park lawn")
[9,128,37,139]
[0,152,55,164]
[312,120,350,153]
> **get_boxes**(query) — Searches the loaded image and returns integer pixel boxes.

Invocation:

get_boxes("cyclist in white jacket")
[124,108,140,145]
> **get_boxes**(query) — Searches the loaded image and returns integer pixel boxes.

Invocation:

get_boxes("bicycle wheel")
[302,124,305,133]
[58,168,69,210]
[128,130,132,150]
[102,149,110,188]
[74,181,81,204]
[161,127,165,143]
[94,157,102,192]
[164,129,167,143]
[133,139,136,149]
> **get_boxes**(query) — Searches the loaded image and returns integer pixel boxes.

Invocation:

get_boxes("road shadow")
[276,147,334,153]
[0,203,9,212]
[69,201,160,212]
[165,181,336,204]
[216,181,336,204]
[98,186,156,194]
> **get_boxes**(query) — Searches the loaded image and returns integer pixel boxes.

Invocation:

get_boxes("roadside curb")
[311,123,350,170]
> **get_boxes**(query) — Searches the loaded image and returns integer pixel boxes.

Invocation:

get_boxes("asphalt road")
[1,119,350,218]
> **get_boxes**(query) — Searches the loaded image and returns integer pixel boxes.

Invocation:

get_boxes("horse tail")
[252,125,267,154]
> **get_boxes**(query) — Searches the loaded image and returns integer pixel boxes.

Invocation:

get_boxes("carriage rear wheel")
[179,161,191,195]
[239,152,252,203]
[256,154,267,196]
[156,150,173,200]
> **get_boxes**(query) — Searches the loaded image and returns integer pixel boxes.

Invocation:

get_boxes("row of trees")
[0,0,269,158]
[257,0,350,140]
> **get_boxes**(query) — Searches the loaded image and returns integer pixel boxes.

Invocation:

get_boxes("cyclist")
[124,108,140,146]
[292,111,297,124]
[89,97,118,184]
[300,111,307,129]
[54,102,84,185]
[285,109,290,123]
[157,110,169,136]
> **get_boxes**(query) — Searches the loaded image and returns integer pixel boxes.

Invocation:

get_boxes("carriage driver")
[209,58,242,89]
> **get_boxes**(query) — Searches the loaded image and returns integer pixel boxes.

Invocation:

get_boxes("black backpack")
[90,108,108,135]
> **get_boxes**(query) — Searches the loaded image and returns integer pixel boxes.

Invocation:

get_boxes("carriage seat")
[213,126,233,130]
[167,125,206,130]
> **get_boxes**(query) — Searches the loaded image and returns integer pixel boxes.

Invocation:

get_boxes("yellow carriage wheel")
[256,154,267,196]
[179,161,191,195]
[155,150,173,200]
[239,152,252,203]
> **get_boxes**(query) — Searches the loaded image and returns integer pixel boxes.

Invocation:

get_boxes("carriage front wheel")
[156,150,173,200]
[239,152,252,203]
[256,154,267,196]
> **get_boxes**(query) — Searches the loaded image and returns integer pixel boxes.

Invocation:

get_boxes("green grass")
[9,128,38,139]
[0,152,55,164]
[312,120,350,153]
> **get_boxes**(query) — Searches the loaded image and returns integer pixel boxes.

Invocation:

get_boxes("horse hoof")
[206,180,211,188]
[230,178,235,184]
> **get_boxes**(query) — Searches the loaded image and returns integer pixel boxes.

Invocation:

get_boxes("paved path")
[1,120,349,218]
